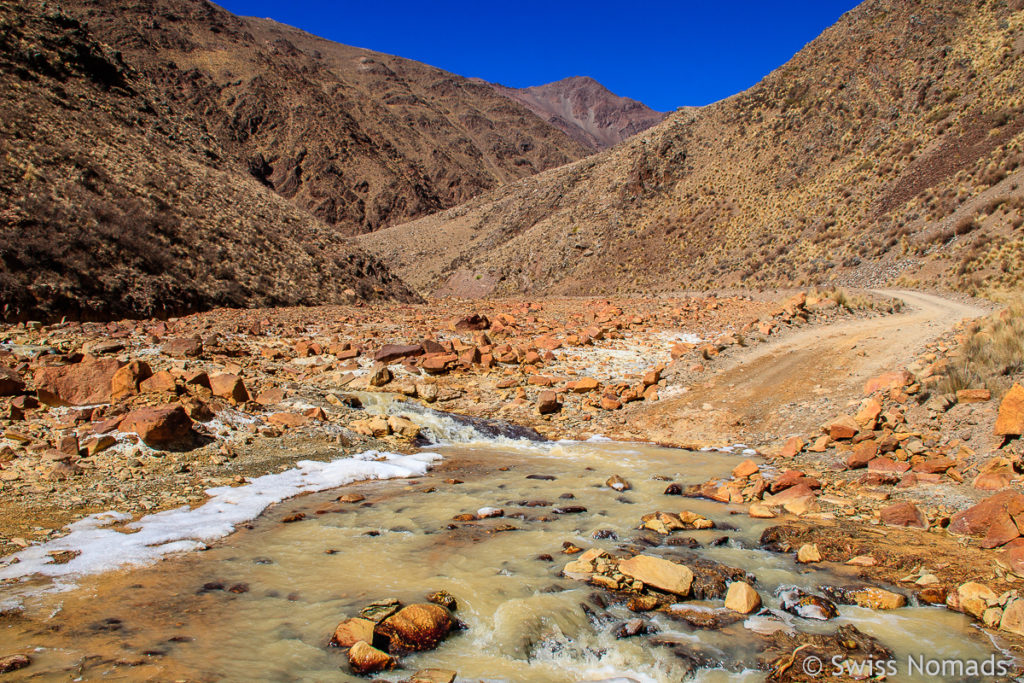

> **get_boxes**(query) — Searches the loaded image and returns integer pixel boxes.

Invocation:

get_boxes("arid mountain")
[491,76,667,150]
[58,0,591,236]
[0,0,417,322]
[359,0,1024,300]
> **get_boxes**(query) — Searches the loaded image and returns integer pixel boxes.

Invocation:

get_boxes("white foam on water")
[0,450,440,590]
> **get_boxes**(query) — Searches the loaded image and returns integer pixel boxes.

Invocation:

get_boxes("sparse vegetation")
[939,301,1024,396]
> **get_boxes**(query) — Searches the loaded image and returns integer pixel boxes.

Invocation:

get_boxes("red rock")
[210,373,249,402]
[421,353,457,374]
[268,412,310,428]
[567,377,600,393]
[956,388,991,403]
[375,603,453,654]
[879,501,927,528]
[949,491,1024,538]
[453,314,489,331]
[35,358,123,406]
[256,387,287,405]
[537,391,561,414]
[981,510,1022,549]
[913,457,954,474]
[995,384,1024,437]
[458,347,481,365]
[374,344,423,363]
[770,470,819,493]
[732,459,759,479]
[110,360,152,401]
[0,366,25,396]
[974,470,1013,491]
[140,370,178,394]
[522,350,542,365]
[528,375,554,386]
[118,405,194,446]
[855,398,883,427]
[600,396,622,411]
[162,336,203,358]
[828,415,860,440]
[863,371,912,395]
[846,441,878,469]
[867,457,911,473]
[1003,538,1024,575]
[779,437,804,458]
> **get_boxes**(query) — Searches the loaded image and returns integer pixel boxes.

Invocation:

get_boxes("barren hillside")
[491,76,666,150]
[360,0,1024,299]
[59,0,591,236]
[0,0,418,321]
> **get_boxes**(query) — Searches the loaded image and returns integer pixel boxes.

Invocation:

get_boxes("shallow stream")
[0,398,1012,681]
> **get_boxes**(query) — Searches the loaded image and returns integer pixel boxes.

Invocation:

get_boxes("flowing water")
[0,398,1013,681]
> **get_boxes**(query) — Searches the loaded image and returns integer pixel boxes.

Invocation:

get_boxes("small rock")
[348,641,395,675]
[796,544,821,563]
[724,582,761,613]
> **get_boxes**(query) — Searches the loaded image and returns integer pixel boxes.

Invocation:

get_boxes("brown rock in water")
[330,617,376,648]
[847,587,906,610]
[995,384,1024,436]
[375,603,454,654]
[0,654,31,674]
[879,501,926,528]
[426,590,457,611]
[118,405,194,446]
[536,390,561,414]
[348,640,396,675]
[606,474,630,491]
[409,670,457,683]
[35,358,122,405]
[732,459,759,478]
[724,582,761,613]
[796,544,822,563]
[209,373,249,402]
[617,555,694,596]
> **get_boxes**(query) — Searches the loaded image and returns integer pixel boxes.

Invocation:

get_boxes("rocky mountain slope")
[491,76,666,150]
[359,0,1024,299]
[59,0,591,236]
[0,0,418,321]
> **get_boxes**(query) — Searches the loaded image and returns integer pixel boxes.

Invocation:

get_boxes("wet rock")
[35,357,122,405]
[639,510,713,534]
[777,588,839,620]
[759,624,891,678]
[663,483,683,495]
[368,366,393,387]
[426,590,457,611]
[337,494,366,503]
[606,474,630,491]
[0,654,31,674]
[724,582,761,613]
[331,617,376,648]
[406,670,457,683]
[821,586,906,610]
[618,555,694,596]
[613,618,655,638]
[626,595,661,611]
[684,557,753,600]
[526,474,556,480]
[562,548,609,580]
[375,603,454,654]
[666,605,744,629]
[118,405,194,446]
[592,529,618,540]
[796,543,821,563]
[359,598,402,623]
[348,640,396,675]
[553,506,587,514]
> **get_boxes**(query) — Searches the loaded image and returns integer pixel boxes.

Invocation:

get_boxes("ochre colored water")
[0,438,1011,682]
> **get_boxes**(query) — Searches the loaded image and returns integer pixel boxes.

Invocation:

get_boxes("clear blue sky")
[216,1,861,111]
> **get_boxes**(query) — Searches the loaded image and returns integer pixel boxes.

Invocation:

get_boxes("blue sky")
[217,1,861,111]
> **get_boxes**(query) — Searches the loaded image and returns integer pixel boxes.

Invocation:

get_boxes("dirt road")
[628,290,990,448]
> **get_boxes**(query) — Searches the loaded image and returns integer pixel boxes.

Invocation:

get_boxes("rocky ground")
[3,287,1024,675]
